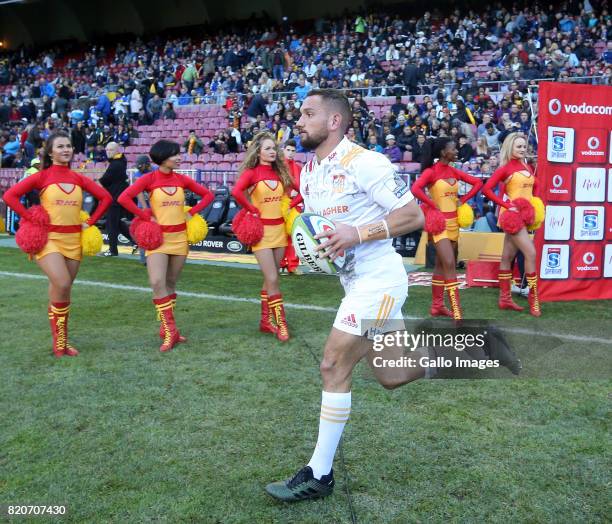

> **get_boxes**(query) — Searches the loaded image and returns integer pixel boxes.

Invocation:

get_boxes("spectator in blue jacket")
[41,80,56,98]
[367,134,383,153]
[602,41,612,64]
[294,77,311,102]
[178,87,191,106]
[2,133,21,167]
[95,90,111,122]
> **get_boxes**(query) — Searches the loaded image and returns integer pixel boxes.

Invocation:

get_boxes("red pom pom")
[26,205,50,227]
[129,210,154,240]
[231,208,246,231]
[132,218,163,250]
[512,197,535,226]
[16,221,48,254]
[129,217,140,241]
[499,210,524,234]
[15,206,50,254]
[423,206,446,235]
[232,209,263,246]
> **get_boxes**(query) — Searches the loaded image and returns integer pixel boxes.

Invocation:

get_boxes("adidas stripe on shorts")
[334,274,407,340]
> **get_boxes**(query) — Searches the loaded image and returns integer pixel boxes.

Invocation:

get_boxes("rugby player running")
[265,88,432,501]
[265,88,520,502]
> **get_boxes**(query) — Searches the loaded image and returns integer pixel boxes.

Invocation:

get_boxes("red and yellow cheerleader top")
[2,164,113,228]
[231,164,300,218]
[411,162,483,212]
[117,170,214,225]
[482,159,539,209]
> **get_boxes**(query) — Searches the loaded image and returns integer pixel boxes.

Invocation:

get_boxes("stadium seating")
[1,5,608,198]
[116,93,431,176]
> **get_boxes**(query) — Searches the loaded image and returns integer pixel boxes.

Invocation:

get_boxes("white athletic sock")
[307,390,351,479]
[415,347,437,378]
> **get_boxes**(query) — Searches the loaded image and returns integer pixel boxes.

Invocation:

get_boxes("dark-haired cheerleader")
[411,137,482,321]
[2,132,112,357]
[118,139,214,351]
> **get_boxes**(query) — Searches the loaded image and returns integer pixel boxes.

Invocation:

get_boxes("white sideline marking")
[0,271,610,345]
[0,270,336,312]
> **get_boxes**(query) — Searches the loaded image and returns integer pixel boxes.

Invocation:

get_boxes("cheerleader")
[2,131,113,357]
[411,137,483,321]
[482,133,541,316]
[231,132,299,342]
[117,140,214,351]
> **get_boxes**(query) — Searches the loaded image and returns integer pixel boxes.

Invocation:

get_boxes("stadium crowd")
[0,1,610,216]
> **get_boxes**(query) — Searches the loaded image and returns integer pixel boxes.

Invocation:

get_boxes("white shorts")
[333,279,408,339]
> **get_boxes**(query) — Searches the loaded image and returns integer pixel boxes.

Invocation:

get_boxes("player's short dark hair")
[149,139,180,165]
[305,88,352,132]
[284,139,297,148]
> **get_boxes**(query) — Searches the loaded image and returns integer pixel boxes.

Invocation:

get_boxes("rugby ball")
[291,213,346,275]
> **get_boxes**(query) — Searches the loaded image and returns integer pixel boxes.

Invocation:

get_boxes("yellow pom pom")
[528,220,543,232]
[81,225,103,256]
[186,212,208,244]
[457,203,474,228]
[285,208,300,235]
[530,196,545,227]
[79,210,90,223]
[0,216,5,233]
[280,195,291,219]
[183,205,192,214]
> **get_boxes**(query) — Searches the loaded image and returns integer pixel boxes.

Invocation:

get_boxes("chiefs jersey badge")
[332,173,346,193]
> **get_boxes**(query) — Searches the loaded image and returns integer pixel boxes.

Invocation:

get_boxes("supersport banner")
[535,81,612,301]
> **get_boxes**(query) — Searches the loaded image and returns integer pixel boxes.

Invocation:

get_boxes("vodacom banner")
[536,81,612,301]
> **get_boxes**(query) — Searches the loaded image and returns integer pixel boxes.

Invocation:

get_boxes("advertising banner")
[536,82,612,301]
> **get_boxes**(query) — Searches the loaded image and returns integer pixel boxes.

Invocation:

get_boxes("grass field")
[0,246,610,523]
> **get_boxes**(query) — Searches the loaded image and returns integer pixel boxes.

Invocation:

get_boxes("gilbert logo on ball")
[291,213,346,275]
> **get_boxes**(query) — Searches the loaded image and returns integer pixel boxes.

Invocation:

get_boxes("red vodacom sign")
[536,82,612,301]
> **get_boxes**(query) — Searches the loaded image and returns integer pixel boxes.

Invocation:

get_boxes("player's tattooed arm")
[315,200,424,261]
[356,221,390,243]
[315,222,360,261]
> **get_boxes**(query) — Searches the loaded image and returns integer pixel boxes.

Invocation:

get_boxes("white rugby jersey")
[300,137,413,287]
